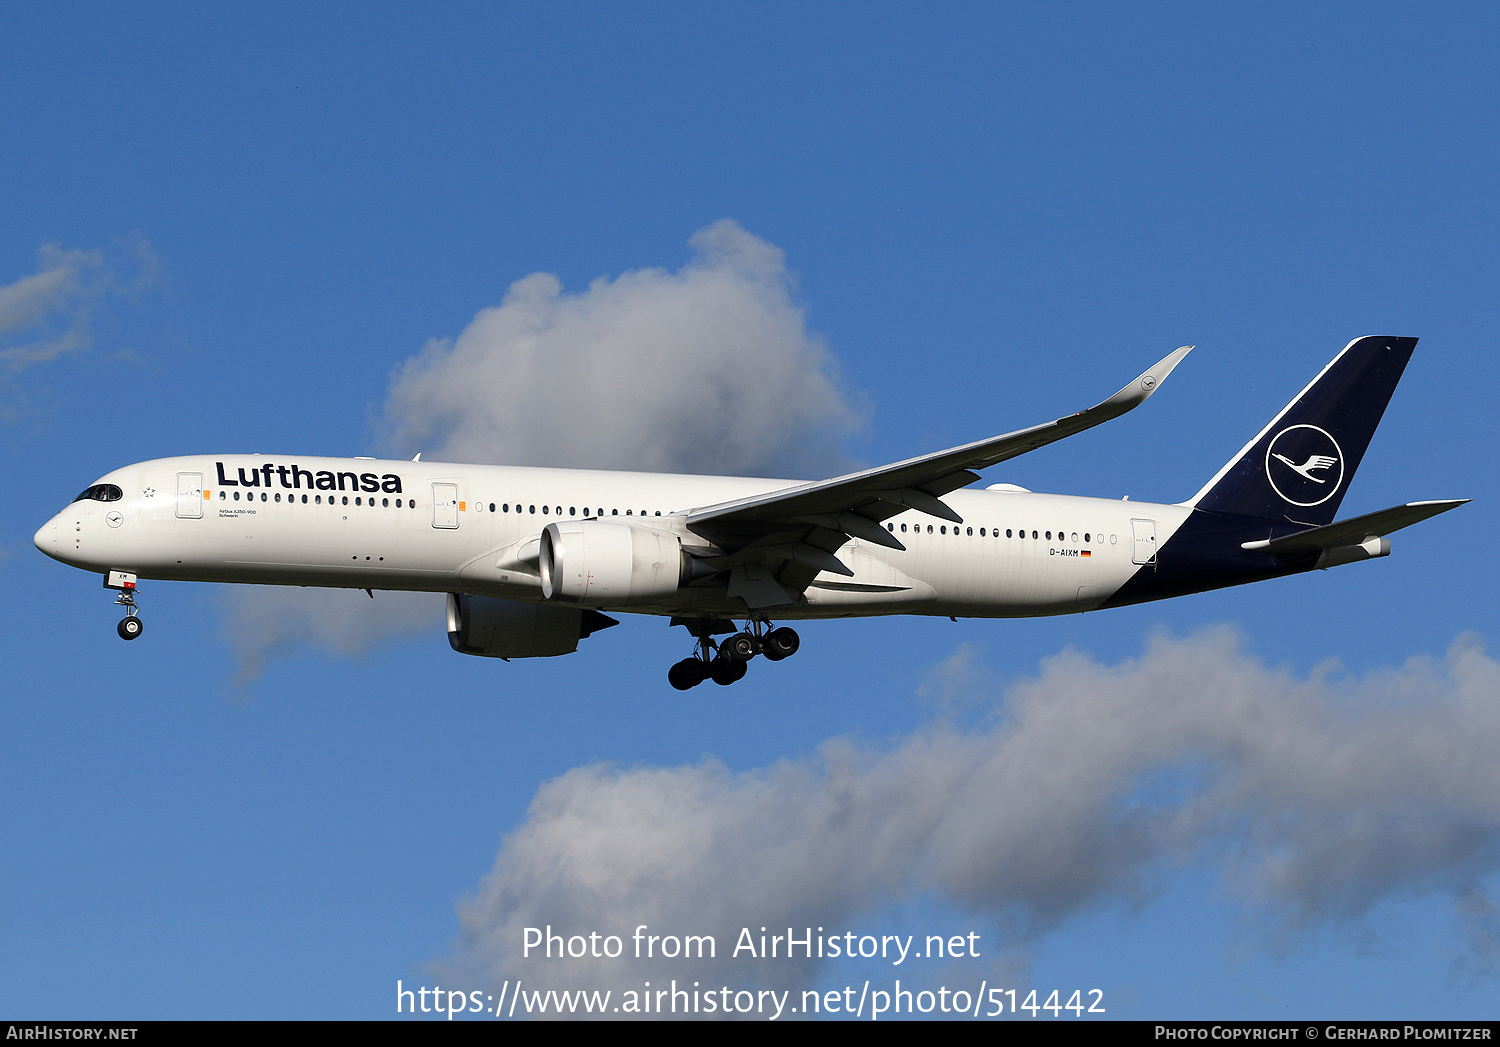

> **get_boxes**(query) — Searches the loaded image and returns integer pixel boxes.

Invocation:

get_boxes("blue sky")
[3,3,1497,1020]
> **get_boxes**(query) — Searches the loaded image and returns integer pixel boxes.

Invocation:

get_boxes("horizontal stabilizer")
[1242,499,1468,557]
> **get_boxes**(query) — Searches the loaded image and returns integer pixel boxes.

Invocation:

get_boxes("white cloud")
[0,245,102,372]
[0,237,158,371]
[382,219,858,478]
[219,587,440,685]
[1,237,159,424]
[224,222,860,676]
[447,630,1500,998]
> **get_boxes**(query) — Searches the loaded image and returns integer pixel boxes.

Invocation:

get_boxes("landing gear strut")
[667,617,799,690]
[105,571,144,641]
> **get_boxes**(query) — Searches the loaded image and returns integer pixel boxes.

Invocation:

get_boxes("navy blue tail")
[1187,336,1417,526]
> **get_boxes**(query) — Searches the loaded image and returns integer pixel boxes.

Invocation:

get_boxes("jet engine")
[446,593,617,659]
[539,520,701,605]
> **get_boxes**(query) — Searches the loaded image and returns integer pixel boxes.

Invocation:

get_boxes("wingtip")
[1100,344,1194,411]
[1142,344,1194,388]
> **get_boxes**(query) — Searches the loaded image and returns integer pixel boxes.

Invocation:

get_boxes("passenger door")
[1131,518,1157,565]
[432,483,459,529]
[175,472,204,519]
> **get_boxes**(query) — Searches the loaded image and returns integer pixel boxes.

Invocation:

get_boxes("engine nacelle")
[446,593,617,659]
[539,520,690,605]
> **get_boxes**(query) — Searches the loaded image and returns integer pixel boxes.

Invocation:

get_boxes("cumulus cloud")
[225,222,860,676]
[382,219,858,478]
[447,630,1500,999]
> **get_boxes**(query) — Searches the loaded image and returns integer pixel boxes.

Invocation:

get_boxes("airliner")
[34,336,1464,689]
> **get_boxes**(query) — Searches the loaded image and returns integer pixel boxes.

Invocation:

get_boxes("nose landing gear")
[105,571,144,641]
[667,617,799,690]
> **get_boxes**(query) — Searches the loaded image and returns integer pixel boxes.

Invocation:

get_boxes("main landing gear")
[104,571,144,641]
[668,618,801,690]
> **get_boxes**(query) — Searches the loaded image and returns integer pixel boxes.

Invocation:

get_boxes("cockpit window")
[73,484,123,503]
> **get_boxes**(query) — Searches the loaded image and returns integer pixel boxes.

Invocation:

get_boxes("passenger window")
[219,491,225,500]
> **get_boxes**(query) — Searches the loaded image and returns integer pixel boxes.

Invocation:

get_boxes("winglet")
[1096,345,1194,415]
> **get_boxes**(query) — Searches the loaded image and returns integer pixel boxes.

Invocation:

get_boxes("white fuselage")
[35,454,1189,621]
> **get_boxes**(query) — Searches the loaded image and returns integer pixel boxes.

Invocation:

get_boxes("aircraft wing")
[683,345,1193,607]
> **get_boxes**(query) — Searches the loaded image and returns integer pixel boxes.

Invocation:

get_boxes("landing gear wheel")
[722,631,759,662]
[117,616,143,641]
[668,658,707,691]
[761,627,800,661]
[709,657,748,686]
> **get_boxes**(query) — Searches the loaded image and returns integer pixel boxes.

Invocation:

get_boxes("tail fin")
[1186,336,1417,526]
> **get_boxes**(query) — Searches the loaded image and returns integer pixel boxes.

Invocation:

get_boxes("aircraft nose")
[34,516,61,560]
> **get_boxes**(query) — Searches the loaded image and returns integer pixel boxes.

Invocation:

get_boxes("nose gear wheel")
[110,579,144,641]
